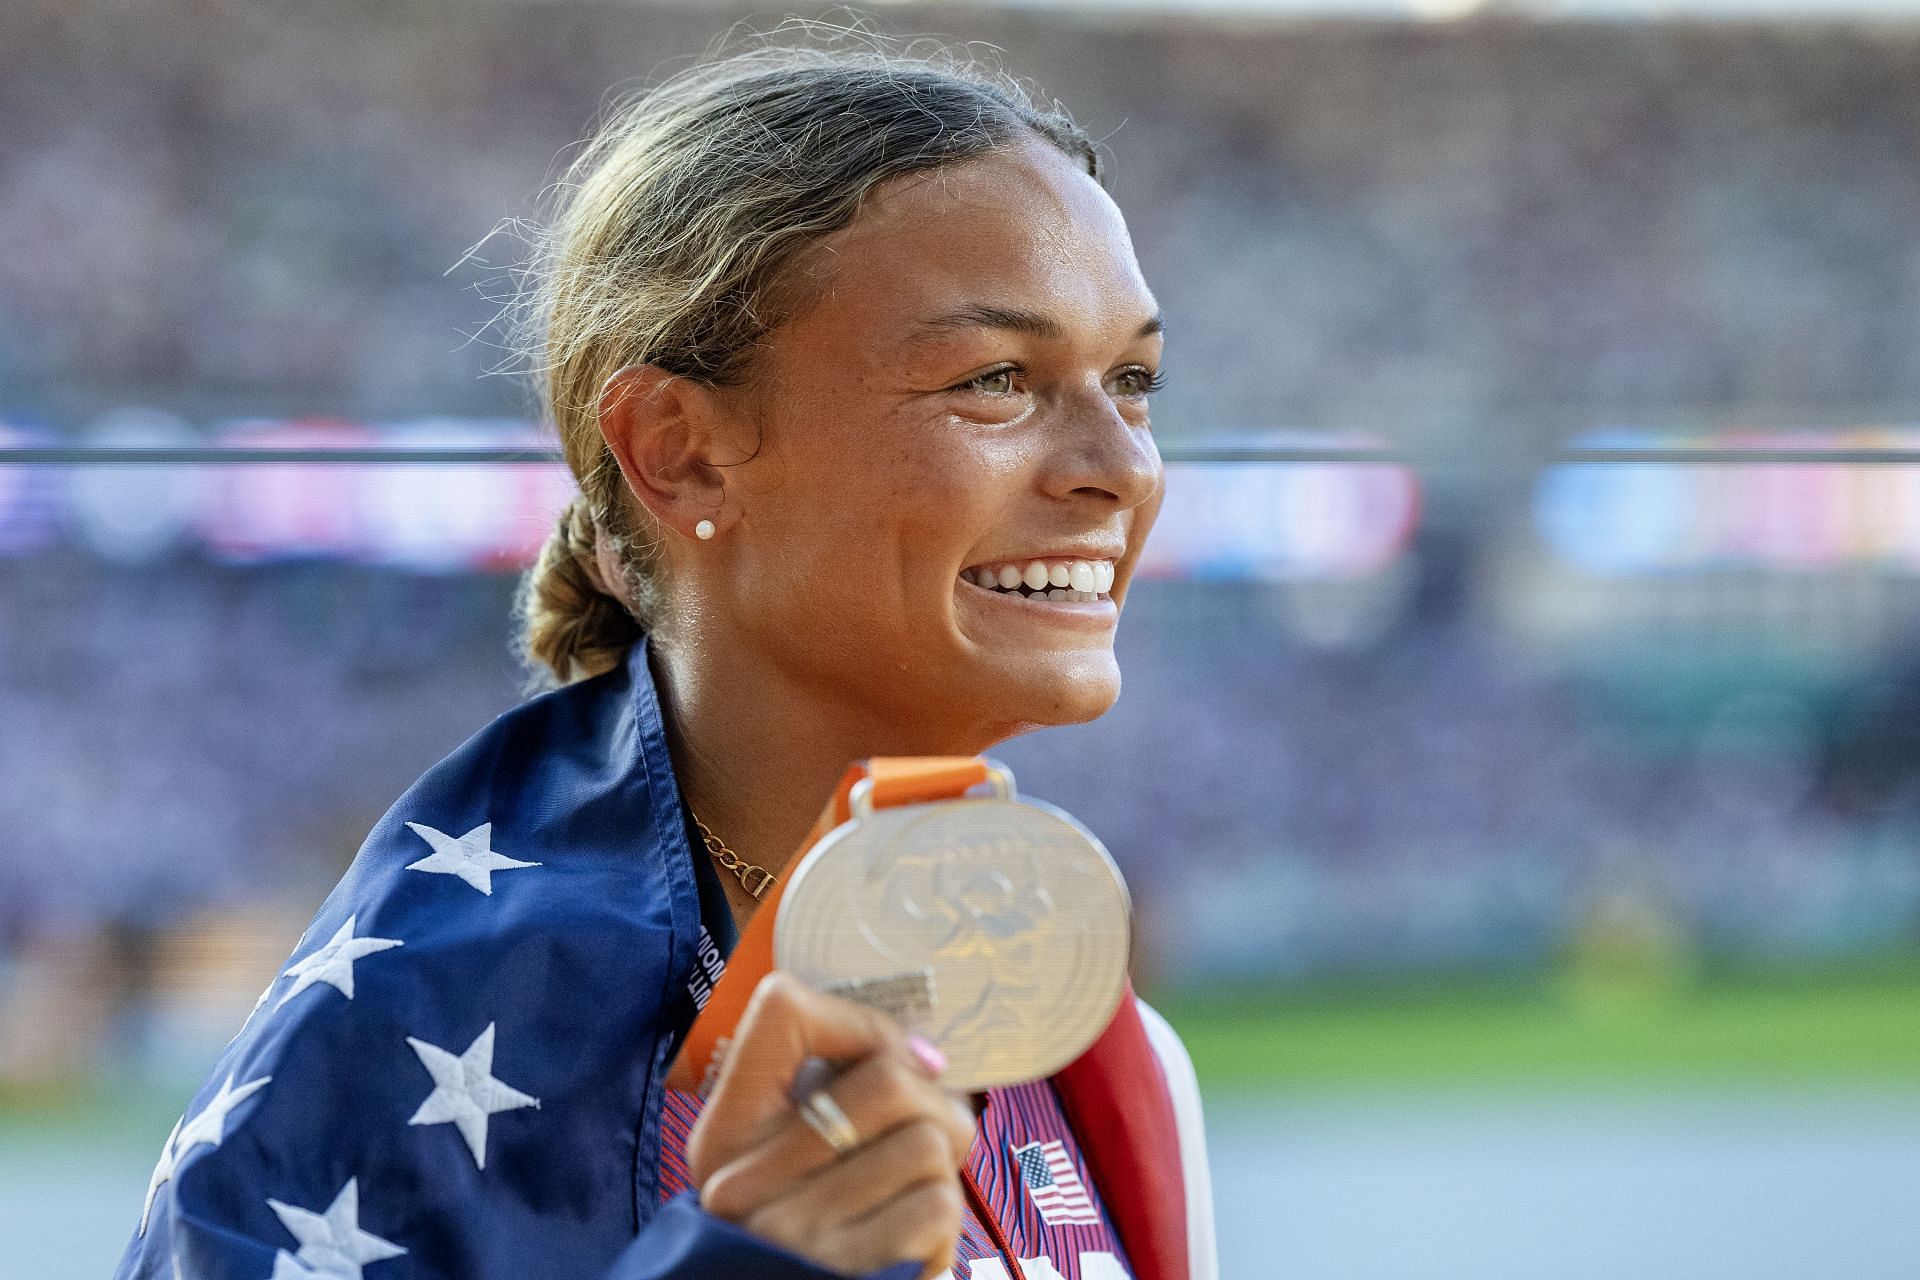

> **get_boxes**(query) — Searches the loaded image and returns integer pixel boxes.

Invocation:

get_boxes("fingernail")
[907,1034,947,1077]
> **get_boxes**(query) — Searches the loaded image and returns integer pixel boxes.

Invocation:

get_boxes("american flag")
[1013,1139,1102,1227]
[119,640,947,1280]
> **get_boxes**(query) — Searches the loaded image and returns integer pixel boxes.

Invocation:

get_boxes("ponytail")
[513,496,645,687]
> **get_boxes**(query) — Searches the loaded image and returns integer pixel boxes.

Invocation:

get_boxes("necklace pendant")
[737,865,776,899]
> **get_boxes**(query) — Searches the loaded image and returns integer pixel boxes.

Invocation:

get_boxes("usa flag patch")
[1013,1139,1102,1226]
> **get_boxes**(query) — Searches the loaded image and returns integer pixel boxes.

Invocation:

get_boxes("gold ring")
[796,1088,860,1155]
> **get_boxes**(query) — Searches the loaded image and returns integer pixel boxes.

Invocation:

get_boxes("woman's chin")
[966,653,1122,736]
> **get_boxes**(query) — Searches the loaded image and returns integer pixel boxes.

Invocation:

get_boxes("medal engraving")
[777,781,1130,1091]
[819,969,936,1024]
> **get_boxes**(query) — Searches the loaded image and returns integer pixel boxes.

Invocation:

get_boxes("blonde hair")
[508,27,1101,687]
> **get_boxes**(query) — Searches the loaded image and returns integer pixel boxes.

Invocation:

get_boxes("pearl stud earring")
[695,519,715,541]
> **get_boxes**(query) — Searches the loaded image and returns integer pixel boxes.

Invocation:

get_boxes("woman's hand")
[686,972,978,1280]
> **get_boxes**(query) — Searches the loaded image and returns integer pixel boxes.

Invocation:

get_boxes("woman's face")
[692,135,1163,744]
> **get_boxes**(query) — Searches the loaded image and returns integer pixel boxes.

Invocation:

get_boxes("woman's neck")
[646,632,998,929]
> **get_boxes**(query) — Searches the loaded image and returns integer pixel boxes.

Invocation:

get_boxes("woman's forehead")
[794,142,1155,349]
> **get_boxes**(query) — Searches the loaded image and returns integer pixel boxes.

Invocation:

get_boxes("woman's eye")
[960,368,1018,395]
[953,365,1165,399]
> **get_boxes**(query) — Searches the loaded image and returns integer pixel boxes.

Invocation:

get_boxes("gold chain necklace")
[690,811,779,899]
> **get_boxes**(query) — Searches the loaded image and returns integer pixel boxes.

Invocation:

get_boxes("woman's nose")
[1039,389,1162,511]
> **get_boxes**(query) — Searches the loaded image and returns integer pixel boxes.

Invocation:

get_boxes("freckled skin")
[723,138,1163,735]
[599,134,1165,915]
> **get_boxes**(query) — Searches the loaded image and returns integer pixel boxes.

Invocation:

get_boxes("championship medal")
[666,756,1132,1095]
[775,760,1132,1091]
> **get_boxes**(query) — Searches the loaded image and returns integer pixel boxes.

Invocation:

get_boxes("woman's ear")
[596,364,739,540]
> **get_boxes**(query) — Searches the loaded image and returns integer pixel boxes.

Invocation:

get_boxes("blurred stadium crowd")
[4,542,1918,985]
[5,0,1920,1084]
[3,0,1919,435]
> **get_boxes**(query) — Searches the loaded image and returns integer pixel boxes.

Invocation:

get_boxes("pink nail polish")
[907,1034,948,1077]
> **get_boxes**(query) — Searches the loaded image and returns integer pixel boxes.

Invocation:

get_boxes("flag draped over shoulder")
[116,639,920,1280]
[116,636,1215,1280]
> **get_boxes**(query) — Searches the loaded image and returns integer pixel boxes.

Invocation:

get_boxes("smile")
[953,557,1120,630]
[958,557,1114,603]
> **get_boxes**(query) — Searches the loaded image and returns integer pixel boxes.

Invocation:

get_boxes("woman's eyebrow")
[901,304,1163,349]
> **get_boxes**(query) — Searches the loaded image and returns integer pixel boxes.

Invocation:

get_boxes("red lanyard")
[961,1164,1028,1280]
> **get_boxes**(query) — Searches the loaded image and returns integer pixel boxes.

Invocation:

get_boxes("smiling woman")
[117,28,1212,1280]
[584,130,1165,767]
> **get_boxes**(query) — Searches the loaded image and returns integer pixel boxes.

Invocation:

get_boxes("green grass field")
[1157,953,1920,1092]
[5,956,1918,1141]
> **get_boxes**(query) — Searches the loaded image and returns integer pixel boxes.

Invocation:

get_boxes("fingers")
[700,1053,975,1220]
[835,1177,968,1280]
[738,1118,959,1242]
[815,1051,976,1166]
[746,1160,966,1280]
[683,971,974,1280]
[687,972,910,1179]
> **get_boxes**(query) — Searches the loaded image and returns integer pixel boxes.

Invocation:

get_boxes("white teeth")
[967,558,1117,597]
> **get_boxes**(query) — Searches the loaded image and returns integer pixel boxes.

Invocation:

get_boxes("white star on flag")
[266,1178,406,1280]
[277,915,403,1009]
[403,821,538,895]
[406,1022,540,1169]
[140,1073,273,1234]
